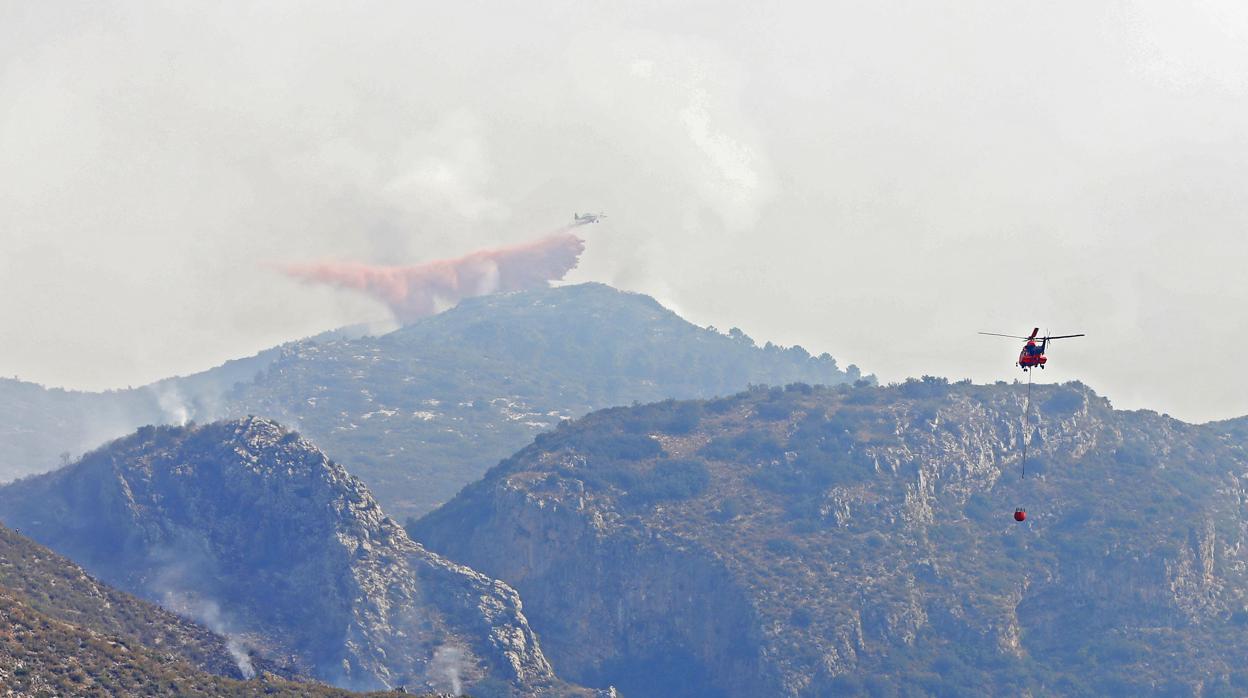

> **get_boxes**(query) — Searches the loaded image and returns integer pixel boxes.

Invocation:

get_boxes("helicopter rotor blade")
[1045,334,1085,340]
[978,332,1035,340]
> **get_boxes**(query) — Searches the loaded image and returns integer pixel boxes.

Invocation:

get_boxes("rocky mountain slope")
[0,418,597,696]
[0,283,862,518]
[413,379,1248,696]
[0,523,283,680]
[0,524,424,696]
[0,593,425,697]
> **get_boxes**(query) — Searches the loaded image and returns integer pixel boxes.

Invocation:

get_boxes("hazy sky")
[3,2,1247,422]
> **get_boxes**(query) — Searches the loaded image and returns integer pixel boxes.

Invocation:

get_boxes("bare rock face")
[0,418,577,695]
[414,381,1248,696]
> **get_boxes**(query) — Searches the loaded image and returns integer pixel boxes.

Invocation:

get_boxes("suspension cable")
[1021,369,1033,480]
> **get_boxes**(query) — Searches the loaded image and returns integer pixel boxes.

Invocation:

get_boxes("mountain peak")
[2,282,863,520]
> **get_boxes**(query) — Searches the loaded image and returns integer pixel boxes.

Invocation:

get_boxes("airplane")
[573,212,606,225]
[979,327,1085,371]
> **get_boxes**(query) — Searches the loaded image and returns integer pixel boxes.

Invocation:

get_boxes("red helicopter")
[979,328,1084,371]
[978,328,1085,523]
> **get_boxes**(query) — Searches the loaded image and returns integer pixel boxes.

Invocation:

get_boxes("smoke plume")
[282,231,585,324]
[431,645,466,696]
[148,545,256,680]
[159,588,256,679]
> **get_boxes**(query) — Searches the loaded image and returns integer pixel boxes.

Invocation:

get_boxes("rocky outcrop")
[414,381,1248,696]
[418,469,777,696]
[0,418,587,695]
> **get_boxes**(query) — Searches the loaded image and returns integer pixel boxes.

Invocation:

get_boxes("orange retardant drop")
[281,231,586,324]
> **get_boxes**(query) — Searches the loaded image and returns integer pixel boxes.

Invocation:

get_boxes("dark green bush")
[765,537,800,556]
[709,497,746,522]
[1043,389,1084,415]
[898,375,950,399]
[755,399,796,421]
[789,606,813,628]
[701,430,785,462]
[660,402,705,435]
[629,458,711,504]
[572,432,664,463]
[1113,438,1155,468]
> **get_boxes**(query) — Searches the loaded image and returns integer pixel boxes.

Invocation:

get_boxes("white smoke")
[148,547,256,680]
[431,645,466,696]
[152,383,191,426]
[160,590,256,679]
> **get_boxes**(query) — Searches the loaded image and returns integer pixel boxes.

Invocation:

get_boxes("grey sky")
[2,2,1246,422]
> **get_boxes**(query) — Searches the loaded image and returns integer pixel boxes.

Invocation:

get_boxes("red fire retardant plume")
[283,231,586,324]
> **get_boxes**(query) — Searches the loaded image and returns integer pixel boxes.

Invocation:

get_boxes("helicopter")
[980,327,1086,524]
[573,212,606,225]
[979,327,1084,371]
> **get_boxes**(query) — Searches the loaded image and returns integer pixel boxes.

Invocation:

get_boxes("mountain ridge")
[1,283,863,518]
[0,417,598,696]
[413,378,1248,696]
